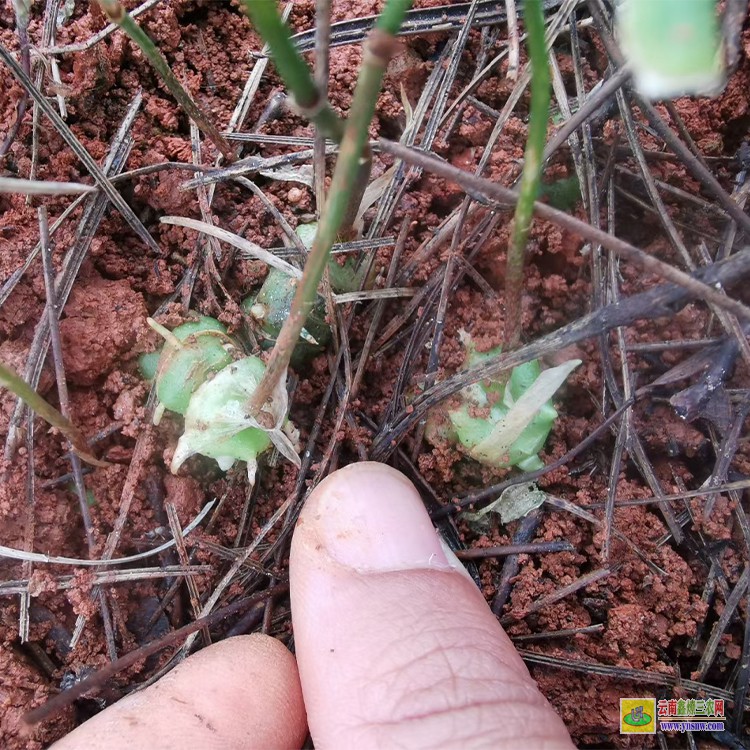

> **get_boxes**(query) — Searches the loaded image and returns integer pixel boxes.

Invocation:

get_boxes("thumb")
[290,462,573,749]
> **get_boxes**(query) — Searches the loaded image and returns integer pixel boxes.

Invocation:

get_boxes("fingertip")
[293,461,457,575]
[290,463,574,749]
[51,634,307,750]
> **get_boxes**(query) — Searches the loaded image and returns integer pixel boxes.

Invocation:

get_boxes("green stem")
[239,0,345,143]
[375,0,413,33]
[0,362,107,467]
[95,0,236,162]
[504,0,550,350]
[247,0,412,415]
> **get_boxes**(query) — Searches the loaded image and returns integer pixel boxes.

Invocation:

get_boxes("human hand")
[52,462,574,749]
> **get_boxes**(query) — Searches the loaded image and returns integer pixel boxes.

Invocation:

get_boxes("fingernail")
[308,462,453,573]
[439,536,476,584]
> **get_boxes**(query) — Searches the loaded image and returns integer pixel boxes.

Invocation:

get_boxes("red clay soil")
[1,1,749,748]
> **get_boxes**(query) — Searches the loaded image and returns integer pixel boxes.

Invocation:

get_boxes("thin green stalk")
[340,0,413,233]
[239,0,344,143]
[0,362,107,467]
[504,0,550,350]
[96,0,236,162]
[374,0,412,33]
[247,0,412,415]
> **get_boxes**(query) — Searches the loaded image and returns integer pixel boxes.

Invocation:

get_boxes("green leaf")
[467,359,581,466]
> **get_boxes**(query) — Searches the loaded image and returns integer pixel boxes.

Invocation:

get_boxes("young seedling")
[172,355,300,486]
[617,0,725,99]
[238,0,377,239]
[241,222,366,363]
[0,362,107,467]
[540,174,581,212]
[427,333,580,472]
[140,316,235,425]
[242,268,332,364]
[141,315,300,483]
[131,0,408,481]
[95,0,236,162]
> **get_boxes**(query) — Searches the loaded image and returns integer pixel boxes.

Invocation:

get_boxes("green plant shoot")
[172,355,301,485]
[242,269,332,363]
[139,315,300,482]
[140,316,234,424]
[241,222,366,363]
[617,0,725,99]
[242,0,412,417]
[427,334,580,472]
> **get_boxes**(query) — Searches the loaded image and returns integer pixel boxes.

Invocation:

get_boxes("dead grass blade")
[694,566,750,681]
[0,194,87,309]
[518,649,750,708]
[177,494,295,657]
[42,0,160,55]
[456,540,575,560]
[0,565,212,596]
[160,216,302,278]
[501,567,613,626]
[0,177,94,195]
[40,206,99,546]
[0,501,215,567]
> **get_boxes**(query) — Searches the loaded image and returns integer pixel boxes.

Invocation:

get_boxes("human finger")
[51,634,307,750]
[290,462,574,749]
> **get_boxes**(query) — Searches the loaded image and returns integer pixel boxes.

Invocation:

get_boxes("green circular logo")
[623,711,652,727]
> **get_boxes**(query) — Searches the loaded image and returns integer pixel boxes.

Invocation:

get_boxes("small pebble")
[287,187,305,204]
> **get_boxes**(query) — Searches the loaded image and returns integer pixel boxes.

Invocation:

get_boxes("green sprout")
[130,0,410,431]
[242,269,331,363]
[427,333,580,472]
[241,222,366,363]
[140,316,235,424]
[65,482,98,508]
[172,355,300,485]
[240,0,411,419]
[504,0,550,351]
[140,314,300,483]
[617,0,726,99]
